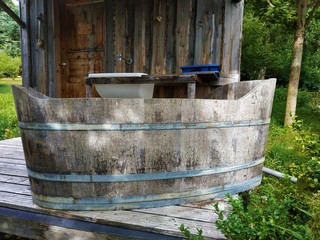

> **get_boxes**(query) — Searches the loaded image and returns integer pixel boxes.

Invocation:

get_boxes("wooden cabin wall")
[20,0,244,97]
[111,0,243,77]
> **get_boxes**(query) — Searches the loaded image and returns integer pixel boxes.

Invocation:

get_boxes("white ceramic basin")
[95,84,154,99]
[88,73,154,99]
[88,73,148,78]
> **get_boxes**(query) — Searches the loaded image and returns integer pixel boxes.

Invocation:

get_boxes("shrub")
[214,191,314,240]
[0,51,21,79]
[213,116,319,239]
[179,224,204,240]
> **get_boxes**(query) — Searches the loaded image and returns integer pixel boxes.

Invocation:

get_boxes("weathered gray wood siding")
[20,0,244,96]
[29,0,47,94]
[111,0,243,76]
[20,0,31,88]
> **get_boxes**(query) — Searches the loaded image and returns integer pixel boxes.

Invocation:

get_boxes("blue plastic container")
[180,64,220,74]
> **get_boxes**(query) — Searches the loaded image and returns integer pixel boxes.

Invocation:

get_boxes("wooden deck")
[0,138,226,239]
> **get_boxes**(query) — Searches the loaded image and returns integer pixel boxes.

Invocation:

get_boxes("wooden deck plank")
[0,189,225,239]
[0,175,29,185]
[0,205,180,240]
[66,210,224,238]
[133,205,218,223]
[0,192,224,239]
[1,214,131,240]
[0,138,226,239]
[0,144,24,150]
[0,137,22,145]
[0,192,34,208]
[0,150,25,160]
[182,199,231,210]
[0,163,28,177]
[0,182,31,195]
[0,157,26,165]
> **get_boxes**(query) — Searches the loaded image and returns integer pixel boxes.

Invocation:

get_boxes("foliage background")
[0,0,20,57]
[241,1,320,90]
[213,2,320,239]
[0,0,21,79]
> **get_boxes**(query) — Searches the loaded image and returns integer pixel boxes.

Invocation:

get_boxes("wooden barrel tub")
[12,78,276,210]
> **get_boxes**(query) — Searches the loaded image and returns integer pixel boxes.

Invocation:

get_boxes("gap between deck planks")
[0,138,226,239]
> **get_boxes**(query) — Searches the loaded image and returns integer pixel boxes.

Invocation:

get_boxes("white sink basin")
[95,84,154,99]
[88,73,154,99]
[88,73,148,78]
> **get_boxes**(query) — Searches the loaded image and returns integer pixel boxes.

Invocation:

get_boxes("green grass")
[266,87,320,187]
[0,78,22,140]
[271,86,320,133]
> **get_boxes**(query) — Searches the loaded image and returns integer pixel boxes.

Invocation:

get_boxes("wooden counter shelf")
[85,74,198,99]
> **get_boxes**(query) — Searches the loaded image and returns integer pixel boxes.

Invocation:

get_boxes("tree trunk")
[284,0,307,126]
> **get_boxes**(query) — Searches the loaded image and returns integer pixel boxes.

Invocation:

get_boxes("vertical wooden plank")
[212,0,223,66]
[20,0,31,87]
[47,0,59,97]
[144,0,153,73]
[230,0,243,80]
[212,0,243,81]
[187,83,196,99]
[58,1,68,97]
[151,0,167,75]
[133,0,146,72]
[114,0,127,72]
[105,0,115,72]
[165,0,175,74]
[85,84,92,98]
[222,0,232,75]
[53,0,62,97]
[175,0,192,73]
[125,0,134,73]
[89,3,105,75]
[187,0,196,65]
[94,4,105,50]
[30,0,38,89]
[173,86,186,98]
[38,0,48,95]
[29,0,48,94]
[194,0,214,64]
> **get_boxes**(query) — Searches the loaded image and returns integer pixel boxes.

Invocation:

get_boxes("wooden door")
[59,0,105,98]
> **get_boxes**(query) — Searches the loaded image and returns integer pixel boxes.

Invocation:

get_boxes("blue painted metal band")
[27,157,264,183]
[18,119,270,131]
[31,175,262,210]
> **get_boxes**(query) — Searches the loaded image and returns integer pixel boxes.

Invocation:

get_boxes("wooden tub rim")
[12,78,277,102]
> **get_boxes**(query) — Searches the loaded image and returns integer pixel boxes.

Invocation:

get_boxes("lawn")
[0,78,22,140]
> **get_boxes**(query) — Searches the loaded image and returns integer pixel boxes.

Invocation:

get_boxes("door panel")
[59,0,105,98]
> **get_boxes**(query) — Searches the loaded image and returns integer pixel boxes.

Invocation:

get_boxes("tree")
[0,0,20,57]
[284,0,320,125]
[243,0,320,125]
[241,5,293,83]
